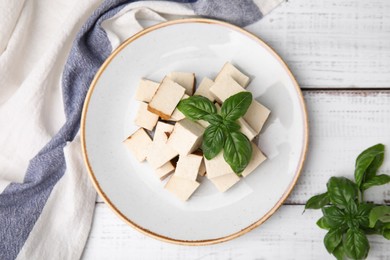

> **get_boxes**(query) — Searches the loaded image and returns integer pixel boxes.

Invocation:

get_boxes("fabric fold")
[0,0,283,259]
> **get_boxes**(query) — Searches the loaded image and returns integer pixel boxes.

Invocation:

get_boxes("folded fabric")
[0,0,283,259]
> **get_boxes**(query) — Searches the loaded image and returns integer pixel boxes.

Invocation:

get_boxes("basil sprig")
[177,92,253,176]
[305,144,390,260]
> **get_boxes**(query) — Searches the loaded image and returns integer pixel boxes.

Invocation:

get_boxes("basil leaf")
[202,125,226,160]
[383,229,390,240]
[369,205,390,228]
[345,200,360,229]
[344,228,370,260]
[356,203,375,228]
[354,143,384,188]
[332,244,345,260]
[346,199,358,215]
[361,227,380,235]
[384,222,390,229]
[317,217,331,230]
[361,174,390,191]
[324,228,343,253]
[305,192,330,210]
[177,95,217,120]
[327,177,358,209]
[364,220,390,236]
[372,222,390,239]
[203,114,223,125]
[322,206,346,228]
[222,120,241,132]
[223,131,252,175]
[220,92,252,121]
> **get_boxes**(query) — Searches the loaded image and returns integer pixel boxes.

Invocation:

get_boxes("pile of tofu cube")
[124,62,270,201]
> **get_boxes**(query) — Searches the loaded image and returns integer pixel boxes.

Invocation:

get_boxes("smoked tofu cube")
[170,109,186,122]
[209,172,240,192]
[192,150,206,176]
[194,77,215,101]
[243,100,270,135]
[174,154,203,181]
[167,72,196,95]
[134,102,159,131]
[123,128,152,162]
[215,62,250,88]
[241,143,267,177]
[198,159,206,176]
[167,119,204,155]
[204,151,233,179]
[209,76,245,104]
[147,139,178,169]
[153,121,174,143]
[146,122,178,169]
[169,94,189,121]
[238,118,257,141]
[148,77,185,119]
[196,119,210,128]
[134,79,159,102]
[155,161,175,180]
[165,175,200,201]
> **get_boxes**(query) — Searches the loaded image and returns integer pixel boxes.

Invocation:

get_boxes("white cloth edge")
[252,0,284,15]
[102,1,195,49]
[16,137,97,260]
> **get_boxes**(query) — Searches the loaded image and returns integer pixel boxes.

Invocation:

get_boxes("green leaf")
[332,244,345,260]
[356,203,375,228]
[324,228,343,253]
[322,206,347,228]
[202,125,226,160]
[346,199,358,215]
[361,174,390,191]
[383,229,390,240]
[363,220,390,235]
[344,228,370,260]
[177,95,217,120]
[317,217,331,230]
[384,222,390,229]
[222,120,241,132]
[354,144,385,188]
[361,227,380,235]
[327,177,358,209]
[369,222,390,239]
[223,131,252,175]
[369,205,390,228]
[202,114,223,125]
[305,192,330,210]
[220,92,252,121]
[345,200,360,229]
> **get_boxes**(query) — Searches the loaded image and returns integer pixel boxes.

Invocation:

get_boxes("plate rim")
[81,18,309,245]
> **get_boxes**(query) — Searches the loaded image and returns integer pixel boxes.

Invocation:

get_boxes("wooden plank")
[288,91,390,204]
[82,204,390,259]
[96,91,390,204]
[246,0,390,88]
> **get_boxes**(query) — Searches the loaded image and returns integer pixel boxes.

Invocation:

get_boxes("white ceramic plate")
[81,19,308,245]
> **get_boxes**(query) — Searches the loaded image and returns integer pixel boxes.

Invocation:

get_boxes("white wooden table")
[82,1,390,259]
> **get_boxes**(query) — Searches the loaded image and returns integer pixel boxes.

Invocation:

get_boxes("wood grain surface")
[247,0,390,88]
[288,91,390,205]
[83,205,390,260]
